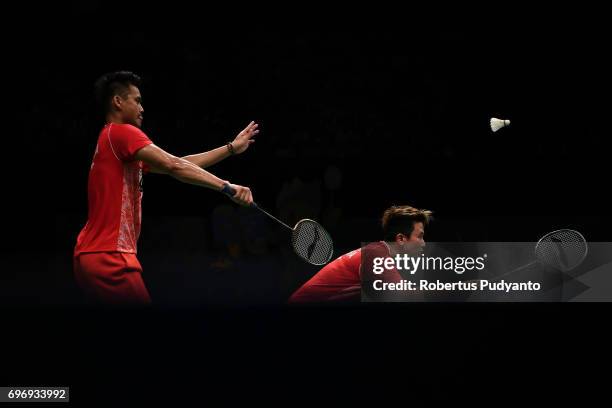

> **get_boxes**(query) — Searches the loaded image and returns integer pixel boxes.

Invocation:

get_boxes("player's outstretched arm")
[182,121,259,168]
[135,143,253,206]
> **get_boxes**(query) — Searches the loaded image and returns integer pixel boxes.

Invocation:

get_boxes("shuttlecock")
[490,118,510,132]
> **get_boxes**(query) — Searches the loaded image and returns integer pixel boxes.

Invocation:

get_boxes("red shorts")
[73,252,152,305]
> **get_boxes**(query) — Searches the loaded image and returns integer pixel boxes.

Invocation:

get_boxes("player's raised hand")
[231,121,259,154]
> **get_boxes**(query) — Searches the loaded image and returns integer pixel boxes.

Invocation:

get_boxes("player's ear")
[395,233,406,244]
[111,94,123,110]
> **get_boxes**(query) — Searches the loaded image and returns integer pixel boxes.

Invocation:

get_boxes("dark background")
[7,5,612,403]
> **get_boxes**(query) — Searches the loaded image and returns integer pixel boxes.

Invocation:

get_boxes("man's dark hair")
[94,71,142,115]
[382,205,433,241]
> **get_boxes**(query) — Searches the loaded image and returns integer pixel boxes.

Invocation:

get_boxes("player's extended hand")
[226,183,254,207]
[231,121,259,154]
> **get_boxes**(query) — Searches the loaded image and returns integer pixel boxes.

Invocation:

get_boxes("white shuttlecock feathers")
[490,118,510,132]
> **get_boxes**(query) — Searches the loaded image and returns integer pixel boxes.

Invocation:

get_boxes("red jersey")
[289,241,402,303]
[74,123,153,255]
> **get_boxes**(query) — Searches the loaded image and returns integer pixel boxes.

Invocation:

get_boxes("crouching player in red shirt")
[289,205,432,303]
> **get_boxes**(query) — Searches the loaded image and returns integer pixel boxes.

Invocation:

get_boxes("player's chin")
[409,248,424,257]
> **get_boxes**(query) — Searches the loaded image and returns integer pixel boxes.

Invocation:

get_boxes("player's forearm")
[167,157,226,190]
[182,144,232,168]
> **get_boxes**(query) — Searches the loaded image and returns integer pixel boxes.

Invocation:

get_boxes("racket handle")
[221,183,236,196]
[221,183,258,208]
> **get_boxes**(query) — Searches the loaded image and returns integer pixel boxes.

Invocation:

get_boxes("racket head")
[291,219,334,266]
[534,229,588,272]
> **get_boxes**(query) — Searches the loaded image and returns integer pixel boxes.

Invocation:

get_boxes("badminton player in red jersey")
[289,206,432,303]
[74,71,258,305]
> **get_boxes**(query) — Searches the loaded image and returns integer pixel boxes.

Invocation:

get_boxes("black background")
[7,4,612,404]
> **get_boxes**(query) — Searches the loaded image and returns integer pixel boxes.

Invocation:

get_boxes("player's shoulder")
[108,123,148,138]
[323,248,360,268]
[340,248,361,261]
[116,123,145,133]
[362,241,390,257]
[337,242,389,261]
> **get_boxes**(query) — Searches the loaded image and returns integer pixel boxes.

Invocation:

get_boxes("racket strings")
[291,220,334,265]
[535,230,587,272]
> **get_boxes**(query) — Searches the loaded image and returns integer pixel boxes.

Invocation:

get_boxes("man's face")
[113,84,144,127]
[396,222,426,256]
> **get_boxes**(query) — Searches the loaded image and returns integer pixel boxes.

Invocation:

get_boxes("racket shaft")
[222,184,292,230]
[255,205,293,231]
